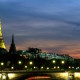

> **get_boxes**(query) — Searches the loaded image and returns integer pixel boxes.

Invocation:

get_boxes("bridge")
[0,70,80,80]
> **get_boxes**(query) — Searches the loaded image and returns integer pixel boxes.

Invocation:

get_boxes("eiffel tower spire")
[0,20,6,49]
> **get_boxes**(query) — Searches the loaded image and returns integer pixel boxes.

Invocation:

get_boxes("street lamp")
[72,67,74,69]
[34,66,36,69]
[29,61,33,65]
[47,67,49,70]
[18,61,22,65]
[41,66,43,69]
[11,66,14,70]
[57,66,60,69]
[1,62,4,66]
[54,66,56,69]
[2,75,6,79]
[25,65,27,69]
[61,61,65,64]
[69,66,71,69]
[29,61,33,70]
[52,60,56,63]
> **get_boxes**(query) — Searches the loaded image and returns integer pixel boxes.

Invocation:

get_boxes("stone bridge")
[0,70,80,80]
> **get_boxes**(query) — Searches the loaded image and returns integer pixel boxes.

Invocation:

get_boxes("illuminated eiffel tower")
[0,21,6,49]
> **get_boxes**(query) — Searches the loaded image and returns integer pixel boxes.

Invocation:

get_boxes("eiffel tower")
[0,21,6,49]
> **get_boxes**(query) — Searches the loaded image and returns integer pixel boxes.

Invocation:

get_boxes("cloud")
[1,0,80,58]
[6,39,80,59]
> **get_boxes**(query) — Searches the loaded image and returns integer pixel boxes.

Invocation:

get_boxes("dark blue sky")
[0,0,80,58]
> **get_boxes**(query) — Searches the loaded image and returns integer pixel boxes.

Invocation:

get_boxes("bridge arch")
[16,73,52,80]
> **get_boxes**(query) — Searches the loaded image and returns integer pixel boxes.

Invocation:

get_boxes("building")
[9,35,16,54]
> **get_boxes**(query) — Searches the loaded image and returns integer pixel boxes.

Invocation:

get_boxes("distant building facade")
[17,48,74,61]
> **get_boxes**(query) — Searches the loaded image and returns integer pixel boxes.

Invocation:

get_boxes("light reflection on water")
[25,76,51,80]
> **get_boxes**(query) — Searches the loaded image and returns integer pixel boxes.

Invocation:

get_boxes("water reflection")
[25,76,51,80]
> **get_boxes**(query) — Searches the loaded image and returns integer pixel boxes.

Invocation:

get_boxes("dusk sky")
[0,0,80,58]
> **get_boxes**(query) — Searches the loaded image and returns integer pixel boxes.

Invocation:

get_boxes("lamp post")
[11,66,14,70]
[29,61,33,70]
[41,66,44,70]
[57,66,60,69]
[1,62,4,66]
[52,60,56,64]
[61,61,65,64]
[25,65,27,70]
[29,61,33,65]
[18,61,22,65]
[18,60,22,70]
[47,67,49,70]
[61,60,65,69]
[1,62,4,70]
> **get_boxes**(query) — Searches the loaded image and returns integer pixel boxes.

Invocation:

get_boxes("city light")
[69,66,71,69]
[1,62,4,66]
[2,75,6,79]
[74,72,80,78]
[34,66,36,69]
[72,67,74,69]
[29,61,33,65]
[59,72,68,79]
[18,61,22,65]
[76,67,79,70]
[47,67,49,70]
[41,66,43,69]
[57,66,60,69]
[25,65,27,68]
[11,66,14,70]
[61,61,65,64]
[8,73,16,79]
[0,4,80,80]
[52,60,56,63]
[54,66,56,69]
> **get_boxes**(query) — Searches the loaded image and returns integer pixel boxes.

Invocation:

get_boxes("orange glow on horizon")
[6,40,80,59]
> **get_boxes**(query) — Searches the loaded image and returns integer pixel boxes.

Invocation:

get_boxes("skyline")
[0,0,80,58]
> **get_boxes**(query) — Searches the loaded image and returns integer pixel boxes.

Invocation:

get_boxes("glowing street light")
[29,61,33,65]
[76,67,79,70]
[57,66,60,69]
[52,60,56,63]
[41,66,43,69]
[18,61,22,65]
[69,66,71,69]
[47,67,49,70]
[54,66,56,69]
[1,62,4,66]
[34,66,36,69]
[11,66,14,70]
[25,65,27,69]
[2,75,6,79]
[72,67,74,69]
[61,61,65,64]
